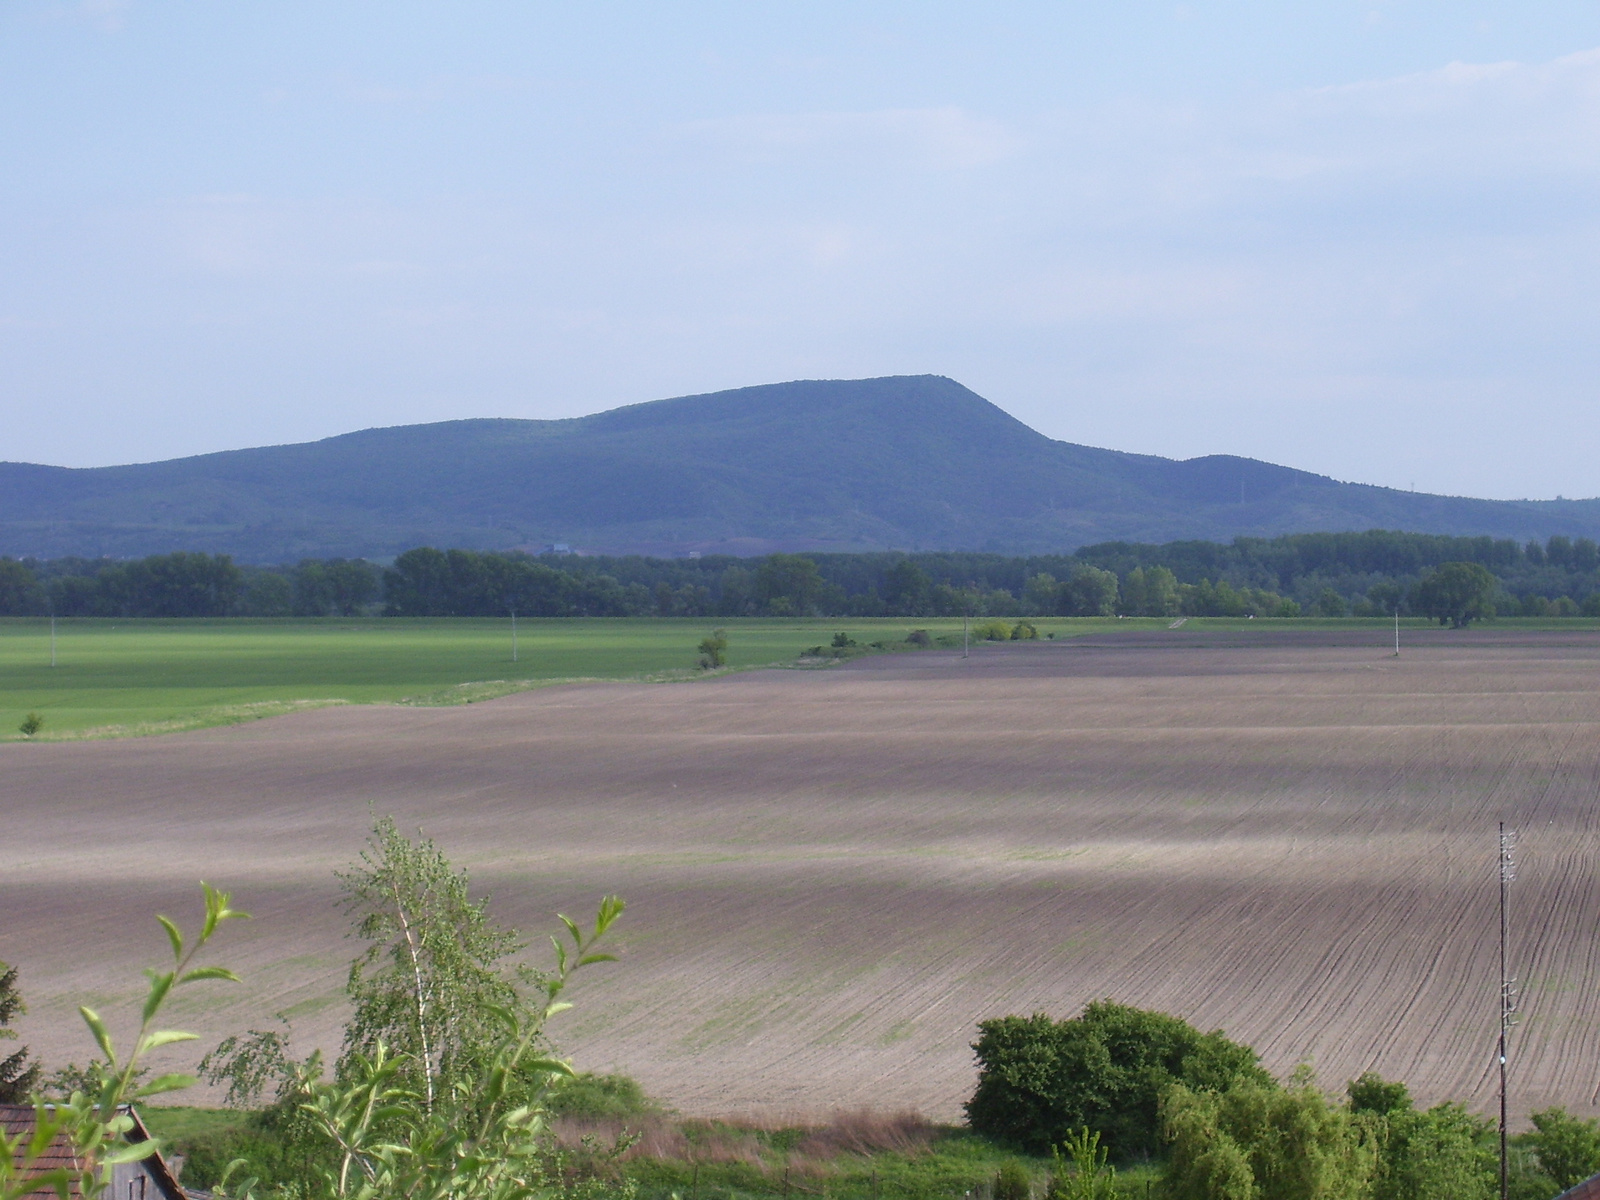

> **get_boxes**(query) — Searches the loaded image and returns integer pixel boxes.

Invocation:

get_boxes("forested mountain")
[3,375,1598,561]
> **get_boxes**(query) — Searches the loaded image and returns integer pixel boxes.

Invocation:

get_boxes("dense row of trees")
[970,1002,1600,1199]
[2,530,1597,620]
[0,553,383,618]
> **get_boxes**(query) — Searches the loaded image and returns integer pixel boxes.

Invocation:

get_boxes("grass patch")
[4,613,1557,742]
[554,1114,1165,1200]
[0,616,1147,740]
[141,1103,1169,1197]
[138,1104,251,1143]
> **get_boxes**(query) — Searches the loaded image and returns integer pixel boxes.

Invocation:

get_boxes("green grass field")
[2,615,1583,742]
[0,615,1126,740]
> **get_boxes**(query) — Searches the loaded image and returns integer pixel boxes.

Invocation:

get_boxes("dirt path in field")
[5,628,1600,1120]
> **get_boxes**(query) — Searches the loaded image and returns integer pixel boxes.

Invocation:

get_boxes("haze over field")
[4,630,1598,1120]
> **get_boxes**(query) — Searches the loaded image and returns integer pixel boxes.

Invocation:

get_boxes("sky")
[4,3,1600,499]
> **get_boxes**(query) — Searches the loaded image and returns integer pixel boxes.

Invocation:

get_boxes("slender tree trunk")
[391,879,436,1111]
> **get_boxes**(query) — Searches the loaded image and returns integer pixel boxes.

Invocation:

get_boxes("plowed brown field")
[4,628,1600,1121]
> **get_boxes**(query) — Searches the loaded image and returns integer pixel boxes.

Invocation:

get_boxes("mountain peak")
[0,376,1594,561]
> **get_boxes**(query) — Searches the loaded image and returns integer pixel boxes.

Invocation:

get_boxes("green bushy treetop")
[1163,1068,1506,1200]
[336,816,542,1109]
[697,628,728,668]
[0,885,247,1200]
[1118,566,1180,617]
[1164,1069,1378,1200]
[1367,1099,1495,1200]
[1517,1106,1600,1194]
[1410,562,1496,628]
[190,818,626,1200]
[966,1002,1268,1160]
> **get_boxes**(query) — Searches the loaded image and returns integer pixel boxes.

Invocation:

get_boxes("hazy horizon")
[5,4,1600,500]
[6,372,1593,506]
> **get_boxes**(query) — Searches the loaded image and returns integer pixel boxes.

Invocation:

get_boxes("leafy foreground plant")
[0,882,247,1200]
[262,892,625,1200]
[2,817,628,1200]
[194,815,630,1200]
[1048,1128,1119,1200]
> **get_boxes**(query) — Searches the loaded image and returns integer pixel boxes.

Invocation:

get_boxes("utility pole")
[1394,607,1400,657]
[1498,822,1518,1200]
[963,581,975,659]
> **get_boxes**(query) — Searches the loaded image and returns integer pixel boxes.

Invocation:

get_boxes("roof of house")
[1,1103,86,1198]
[2,1104,186,1200]
[1558,1173,1600,1200]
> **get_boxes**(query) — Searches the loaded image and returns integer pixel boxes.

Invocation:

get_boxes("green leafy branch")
[0,883,246,1200]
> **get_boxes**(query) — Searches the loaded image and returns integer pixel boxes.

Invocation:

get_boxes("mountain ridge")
[2,375,1596,562]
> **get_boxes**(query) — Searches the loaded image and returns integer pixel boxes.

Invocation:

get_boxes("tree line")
[2,529,1598,620]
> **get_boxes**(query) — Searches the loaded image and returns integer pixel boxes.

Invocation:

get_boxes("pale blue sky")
[4,3,1600,499]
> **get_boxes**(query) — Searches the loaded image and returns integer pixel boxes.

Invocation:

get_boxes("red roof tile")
[1,1104,88,1198]
[3,1105,185,1200]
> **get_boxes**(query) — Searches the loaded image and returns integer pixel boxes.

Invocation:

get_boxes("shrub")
[973,619,1013,641]
[905,629,933,646]
[548,1072,656,1120]
[995,1160,1032,1200]
[1010,621,1038,641]
[966,1003,1268,1160]
[1370,1100,1495,1200]
[1165,1070,1378,1200]
[1347,1072,1410,1116]
[697,628,729,669]
[1521,1106,1600,1191]
[831,632,857,648]
[17,713,41,738]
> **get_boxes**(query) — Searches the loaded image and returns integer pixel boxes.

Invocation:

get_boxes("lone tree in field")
[0,960,41,1102]
[697,628,728,669]
[1411,562,1496,628]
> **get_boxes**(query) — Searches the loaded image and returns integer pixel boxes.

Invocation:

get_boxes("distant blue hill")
[1,375,1596,562]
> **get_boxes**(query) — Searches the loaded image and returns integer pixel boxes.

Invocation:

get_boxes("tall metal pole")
[1499,823,1517,1200]
[1394,607,1400,657]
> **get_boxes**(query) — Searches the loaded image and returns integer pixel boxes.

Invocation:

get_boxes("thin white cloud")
[675,106,1025,170]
